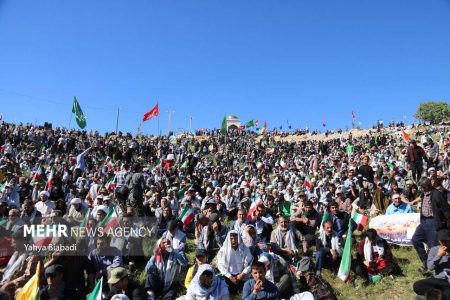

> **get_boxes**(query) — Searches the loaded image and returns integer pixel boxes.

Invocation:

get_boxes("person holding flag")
[315,220,343,276]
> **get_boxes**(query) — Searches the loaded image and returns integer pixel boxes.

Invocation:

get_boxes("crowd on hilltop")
[0,121,449,300]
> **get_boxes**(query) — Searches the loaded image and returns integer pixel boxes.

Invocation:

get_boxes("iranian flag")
[106,159,115,172]
[303,175,312,189]
[319,210,329,234]
[0,179,7,193]
[247,197,263,221]
[148,236,163,257]
[33,226,56,247]
[46,170,54,191]
[179,206,195,228]
[338,220,353,282]
[352,212,368,231]
[99,208,119,233]
[279,159,287,168]
[104,176,116,190]
[32,165,42,181]
[259,120,267,135]
[87,277,103,300]
[265,148,274,155]
[79,208,91,229]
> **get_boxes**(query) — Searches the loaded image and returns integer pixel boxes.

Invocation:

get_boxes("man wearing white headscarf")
[217,230,253,293]
[270,215,303,262]
[185,264,229,300]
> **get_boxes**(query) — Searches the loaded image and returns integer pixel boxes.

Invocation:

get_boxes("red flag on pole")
[142,103,159,122]
[402,128,410,141]
[352,111,355,120]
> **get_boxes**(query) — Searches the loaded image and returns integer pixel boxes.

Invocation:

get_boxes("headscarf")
[186,264,229,300]
[274,225,296,250]
[221,230,252,269]
[363,236,385,261]
[319,230,343,256]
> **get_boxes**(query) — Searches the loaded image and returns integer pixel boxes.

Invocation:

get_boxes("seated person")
[185,264,230,300]
[0,230,41,298]
[111,214,145,265]
[351,188,377,217]
[88,235,123,293]
[270,216,303,262]
[250,204,274,243]
[277,194,292,218]
[315,220,343,276]
[329,202,353,238]
[290,201,320,253]
[156,206,175,236]
[65,197,89,226]
[356,229,401,282]
[242,261,281,300]
[385,193,413,215]
[258,252,301,298]
[5,209,25,234]
[242,225,262,258]
[39,264,84,300]
[413,229,450,299]
[107,267,146,299]
[228,209,249,236]
[217,230,253,293]
[185,248,209,289]
[162,220,186,254]
[145,238,188,300]
[198,213,227,261]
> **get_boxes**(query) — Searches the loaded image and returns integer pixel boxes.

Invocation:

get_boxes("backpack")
[301,272,337,300]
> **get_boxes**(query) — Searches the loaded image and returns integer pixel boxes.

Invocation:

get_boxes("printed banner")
[369,213,420,246]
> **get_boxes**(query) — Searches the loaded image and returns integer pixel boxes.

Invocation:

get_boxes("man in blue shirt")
[385,193,413,215]
[243,261,281,300]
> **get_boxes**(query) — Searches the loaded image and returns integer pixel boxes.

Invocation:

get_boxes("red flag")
[239,125,245,130]
[352,111,355,120]
[255,120,259,127]
[402,129,410,141]
[142,103,159,122]
[46,170,54,191]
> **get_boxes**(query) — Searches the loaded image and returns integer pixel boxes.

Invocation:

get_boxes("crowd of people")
[0,120,449,300]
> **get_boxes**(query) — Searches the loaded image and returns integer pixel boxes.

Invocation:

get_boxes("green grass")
[132,232,424,299]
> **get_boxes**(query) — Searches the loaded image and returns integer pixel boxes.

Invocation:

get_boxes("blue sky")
[0,0,449,135]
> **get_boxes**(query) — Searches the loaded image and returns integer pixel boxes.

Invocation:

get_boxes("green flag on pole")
[72,97,87,129]
[337,219,353,282]
[245,120,255,128]
[221,116,227,134]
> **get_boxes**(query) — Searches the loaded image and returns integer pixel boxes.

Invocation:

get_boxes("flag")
[346,144,354,154]
[79,208,91,229]
[221,116,227,134]
[46,169,54,191]
[352,111,356,120]
[255,120,259,127]
[106,159,115,172]
[245,120,255,128]
[87,277,103,300]
[322,115,326,127]
[148,236,163,257]
[402,129,410,141]
[179,206,195,228]
[99,207,119,233]
[104,176,116,190]
[16,261,41,300]
[319,210,329,234]
[259,121,267,135]
[142,103,159,122]
[265,148,274,155]
[279,159,287,169]
[33,226,55,247]
[0,179,7,193]
[352,212,368,231]
[338,220,352,282]
[247,198,263,221]
[72,97,87,129]
[386,161,395,171]
[303,175,312,189]
[239,125,245,130]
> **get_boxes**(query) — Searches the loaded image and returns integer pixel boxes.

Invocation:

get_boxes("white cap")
[70,198,82,205]
[40,191,50,197]
[97,205,109,214]
[111,295,130,300]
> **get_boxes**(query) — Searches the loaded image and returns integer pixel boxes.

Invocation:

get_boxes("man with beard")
[270,216,303,262]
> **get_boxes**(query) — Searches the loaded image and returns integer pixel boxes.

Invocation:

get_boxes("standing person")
[242,261,281,300]
[356,155,374,183]
[413,229,450,299]
[407,140,427,182]
[412,178,440,274]
[126,163,146,216]
[428,138,440,170]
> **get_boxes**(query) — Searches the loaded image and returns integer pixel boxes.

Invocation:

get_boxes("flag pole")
[115,107,120,134]
[157,102,160,137]
[68,111,72,129]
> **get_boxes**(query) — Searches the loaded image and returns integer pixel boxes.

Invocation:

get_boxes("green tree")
[414,101,450,123]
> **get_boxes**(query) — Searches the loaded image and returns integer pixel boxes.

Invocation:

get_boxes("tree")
[414,101,450,123]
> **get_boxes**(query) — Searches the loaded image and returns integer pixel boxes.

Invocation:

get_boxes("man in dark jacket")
[406,140,428,182]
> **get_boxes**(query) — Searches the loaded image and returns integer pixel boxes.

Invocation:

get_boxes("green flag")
[221,116,227,134]
[346,144,354,154]
[245,120,255,128]
[337,220,353,282]
[72,97,87,129]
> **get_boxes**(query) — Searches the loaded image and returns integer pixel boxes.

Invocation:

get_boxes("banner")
[369,213,420,246]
